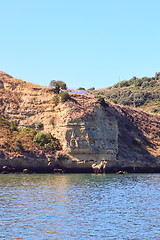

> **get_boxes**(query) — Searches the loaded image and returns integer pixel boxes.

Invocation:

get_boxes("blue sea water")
[0,173,160,240]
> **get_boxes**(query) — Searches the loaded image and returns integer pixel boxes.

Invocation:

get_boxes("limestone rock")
[0,73,160,172]
[52,103,118,170]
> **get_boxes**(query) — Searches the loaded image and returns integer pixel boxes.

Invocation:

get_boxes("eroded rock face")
[0,75,118,170]
[52,104,118,169]
[0,73,159,172]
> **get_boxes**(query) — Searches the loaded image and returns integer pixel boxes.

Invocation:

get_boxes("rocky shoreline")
[1,164,160,174]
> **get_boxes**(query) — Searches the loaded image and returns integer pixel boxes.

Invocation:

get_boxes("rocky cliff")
[51,97,118,171]
[0,72,160,172]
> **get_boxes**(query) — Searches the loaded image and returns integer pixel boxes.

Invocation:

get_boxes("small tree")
[49,80,57,87]
[49,80,67,90]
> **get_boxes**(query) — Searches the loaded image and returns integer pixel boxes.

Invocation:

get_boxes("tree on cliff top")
[49,80,67,90]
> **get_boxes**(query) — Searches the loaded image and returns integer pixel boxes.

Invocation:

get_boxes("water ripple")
[0,174,160,239]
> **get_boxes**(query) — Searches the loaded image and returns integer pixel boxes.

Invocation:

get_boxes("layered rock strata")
[51,103,118,170]
[0,72,160,172]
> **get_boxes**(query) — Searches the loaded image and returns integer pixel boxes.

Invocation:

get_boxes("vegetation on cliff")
[111,105,160,164]
[0,115,61,158]
[0,71,160,171]
[92,72,160,114]
[49,80,67,94]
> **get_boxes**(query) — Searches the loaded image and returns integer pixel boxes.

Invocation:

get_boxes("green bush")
[33,132,50,146]
[114,80,130,88]
[94,73,160,108]
[60,91,70,103]
[105,88,160,107]
[33,132,59,150]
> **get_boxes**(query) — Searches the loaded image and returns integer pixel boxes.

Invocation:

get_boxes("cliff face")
[0,72,118,170]
[0,72,160,172]
[112,105,160,170]
[51,102,118,170]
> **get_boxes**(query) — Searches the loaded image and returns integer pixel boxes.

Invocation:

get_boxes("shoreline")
[1,165,160,174]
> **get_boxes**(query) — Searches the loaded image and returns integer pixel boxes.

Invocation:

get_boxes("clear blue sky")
[1,0,160,89]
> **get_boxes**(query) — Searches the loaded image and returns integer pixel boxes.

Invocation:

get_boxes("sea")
[0,173,160,240]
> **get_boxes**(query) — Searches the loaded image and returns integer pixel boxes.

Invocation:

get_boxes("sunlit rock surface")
[0,72,160,172]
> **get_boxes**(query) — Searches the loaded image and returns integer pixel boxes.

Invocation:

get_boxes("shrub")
[141,82,150,88]
[134,79,143,87]
[98,96,105,105]
[114,80,130,88]
[34,121,43,130]
[33,132,50,146]
[141,79,156,88]
[77,87,86,90]
[20,127,36,134]
[105,88,159,107]
[44,142,58,151]
[60,91,70,103]
[33,132,59,150]
[95,96,108,107]
[10,120,18,131]
[87,87,95,91]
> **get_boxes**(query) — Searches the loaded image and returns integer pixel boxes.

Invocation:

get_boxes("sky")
[1,0,160,90]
